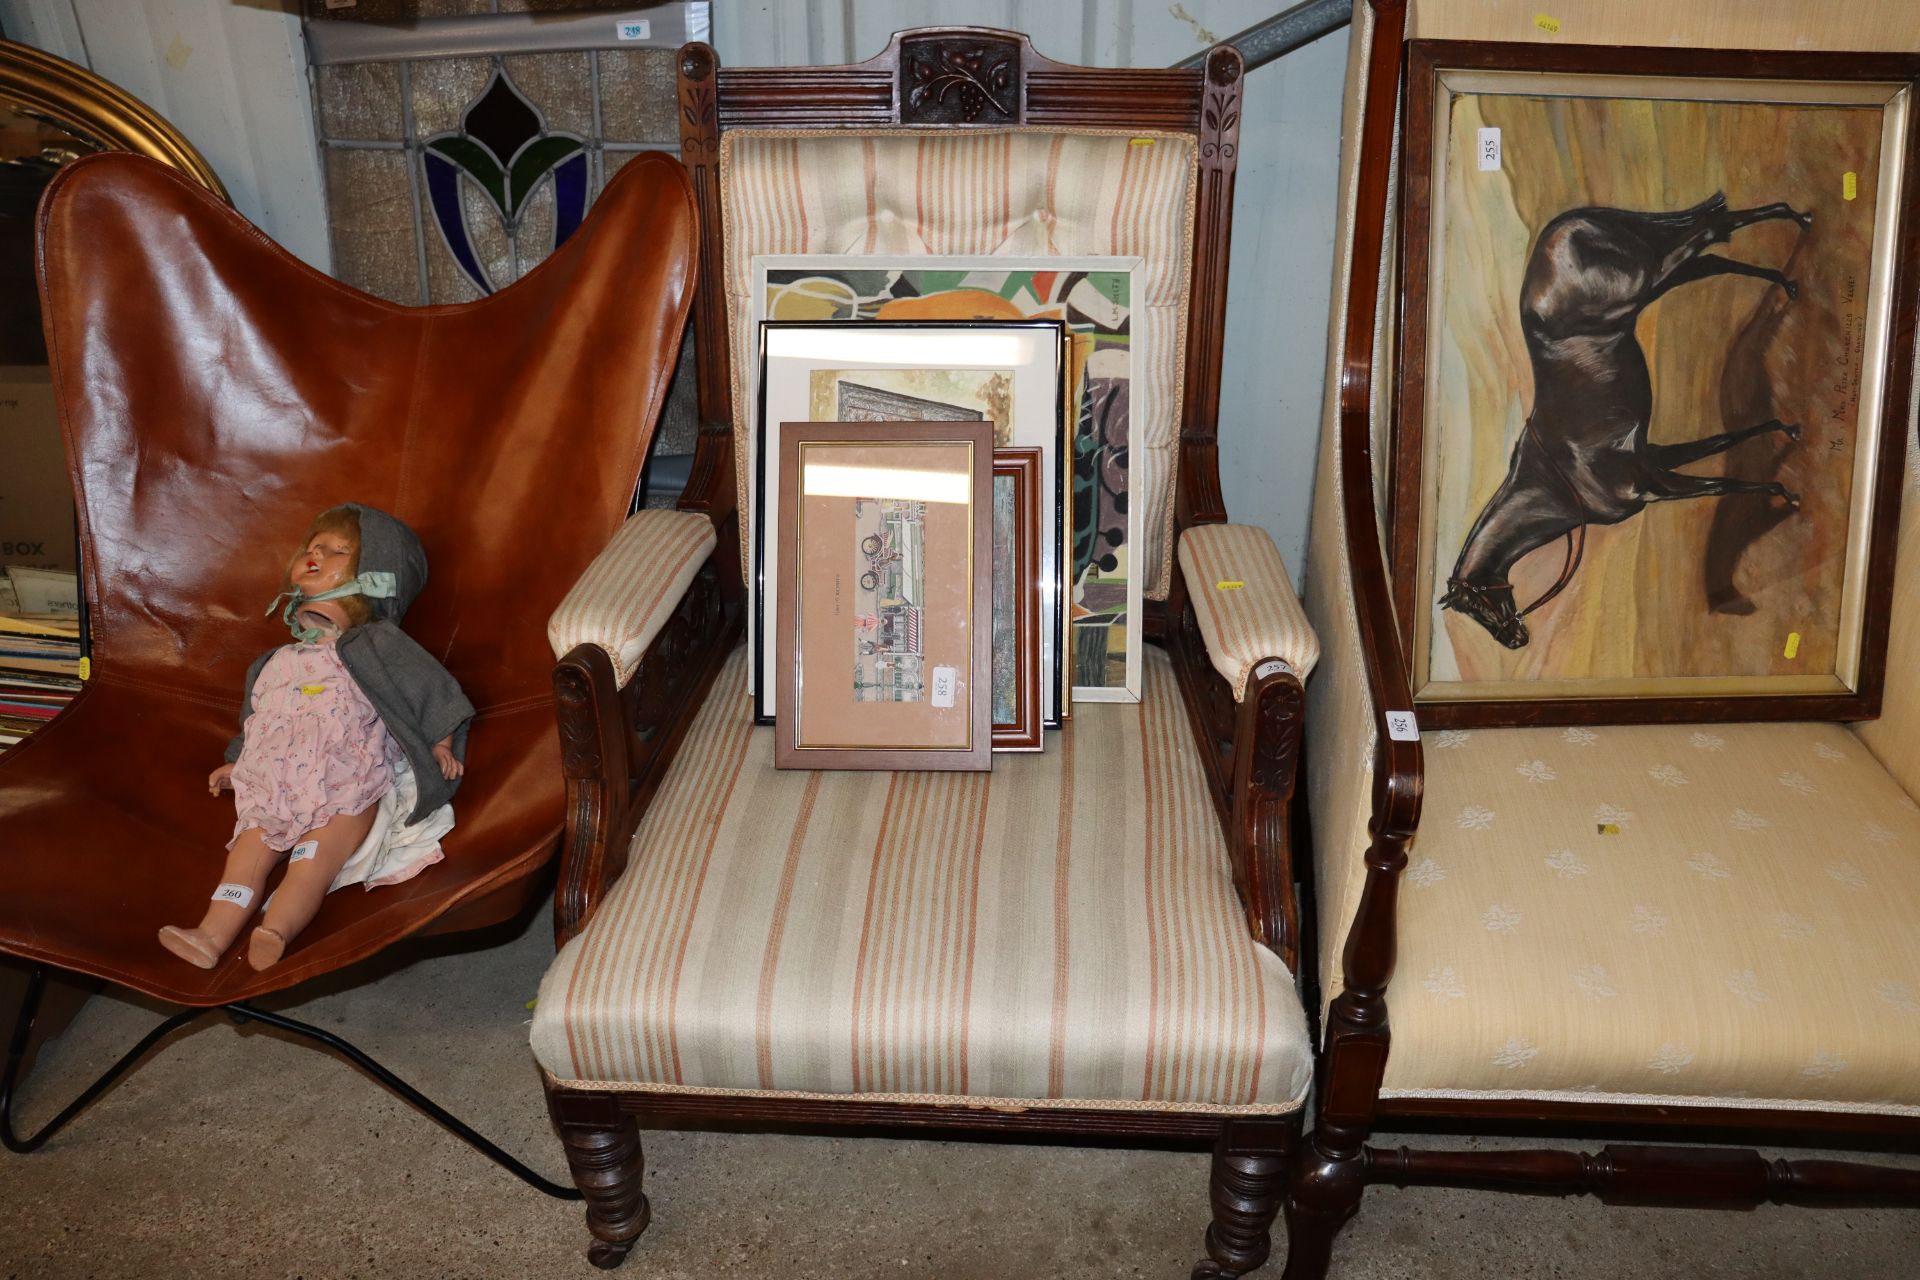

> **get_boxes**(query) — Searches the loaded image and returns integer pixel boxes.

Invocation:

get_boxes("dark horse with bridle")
[1443,192,1812,648]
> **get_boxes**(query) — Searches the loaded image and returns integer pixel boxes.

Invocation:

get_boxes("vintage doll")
[158,504,474,972]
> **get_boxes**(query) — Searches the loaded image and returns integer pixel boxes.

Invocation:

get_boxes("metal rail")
[1170,0,1353,72]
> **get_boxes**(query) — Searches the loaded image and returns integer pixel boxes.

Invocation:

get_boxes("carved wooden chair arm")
[1299,0,1425,1169]
[548,510,742,947]
[1167,526,1316,972]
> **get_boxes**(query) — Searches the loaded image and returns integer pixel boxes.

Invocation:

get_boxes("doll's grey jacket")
[224,621,475,824]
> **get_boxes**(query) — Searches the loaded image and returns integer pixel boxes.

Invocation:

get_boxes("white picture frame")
[748,254,1145,704]
[754,320,1069,724]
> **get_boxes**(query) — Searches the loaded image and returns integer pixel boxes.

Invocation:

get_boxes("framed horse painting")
[1391,41,1920,726]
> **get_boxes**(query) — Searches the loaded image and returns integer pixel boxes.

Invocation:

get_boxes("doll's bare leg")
[247,804,379,971]
[157,827,280,969]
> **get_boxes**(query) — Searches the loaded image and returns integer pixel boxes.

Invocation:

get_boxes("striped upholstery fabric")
[531,644,1310,1114]
[720,129,1198,600]
[1178,524,1320,700]
[546,508,716,684]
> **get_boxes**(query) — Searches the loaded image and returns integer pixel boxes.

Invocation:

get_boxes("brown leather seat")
[0,151,696,1006]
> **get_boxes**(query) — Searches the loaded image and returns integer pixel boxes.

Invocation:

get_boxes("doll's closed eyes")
[278,513,374,640]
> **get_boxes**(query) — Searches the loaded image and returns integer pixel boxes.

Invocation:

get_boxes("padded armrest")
[1176,523,1321,700]
[547,508,718,685]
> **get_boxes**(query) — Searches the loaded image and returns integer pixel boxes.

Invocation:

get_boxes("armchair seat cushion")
[532,644,1310,1115]
[1177,523,1320,698]
[1384,720,1920,1115]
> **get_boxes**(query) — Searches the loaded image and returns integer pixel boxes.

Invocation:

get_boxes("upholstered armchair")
[531,28,1322,1277]
[1287,2,1920,1276]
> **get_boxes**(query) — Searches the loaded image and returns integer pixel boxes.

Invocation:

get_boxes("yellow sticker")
[1844,171,1858,201]
[77,656,90,681]
[299,683,327,696]
[1129,137,1156,147]
[1534,12,1562,33]
[1784,632,1802,660]
[525,997,539,1011]
[1216,580,1245,591]
[1597,823,1619,835]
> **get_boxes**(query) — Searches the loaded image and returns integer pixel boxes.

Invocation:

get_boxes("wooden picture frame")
[774,420,994,771]
[1392,41,1920,726]
[754,319,1068,725]
[992,447,1043,751]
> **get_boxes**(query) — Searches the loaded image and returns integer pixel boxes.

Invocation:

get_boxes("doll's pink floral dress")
[228,640,392,851]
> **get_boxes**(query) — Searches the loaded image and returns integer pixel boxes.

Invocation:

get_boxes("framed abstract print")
[1394,42,1920,726]
[755,320,1068,725]
[773,421,993,772]
[992,448,1043,751]
[752,254,1144,704]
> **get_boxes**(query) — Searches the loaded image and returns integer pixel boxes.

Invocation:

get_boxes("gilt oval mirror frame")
[0,37,225,197]
[0,39,224,600]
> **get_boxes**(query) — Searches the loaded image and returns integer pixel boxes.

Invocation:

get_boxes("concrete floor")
[2,901,1916,1279]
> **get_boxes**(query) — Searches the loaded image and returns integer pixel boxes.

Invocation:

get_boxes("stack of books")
[0,567,83,749]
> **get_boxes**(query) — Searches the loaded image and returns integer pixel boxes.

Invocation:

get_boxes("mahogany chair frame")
[543,28,1313,1276]
[1284,3,1920,1276]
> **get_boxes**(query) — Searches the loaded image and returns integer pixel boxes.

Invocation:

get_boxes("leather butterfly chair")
[0,151,696,1190]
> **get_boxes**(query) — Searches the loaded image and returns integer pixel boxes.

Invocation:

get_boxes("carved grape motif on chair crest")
[902,39,1019,123]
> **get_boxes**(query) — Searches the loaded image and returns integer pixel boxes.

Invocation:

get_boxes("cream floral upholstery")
[1300,0,1392,1018]
[1853,441,1920,797]
[1385,720,1920,1112]
[721,130,1197,597]
[531,645,1311,1115]
[1301,0,1920,1122]
[1177,523,1320,700]
[546,508,716,682]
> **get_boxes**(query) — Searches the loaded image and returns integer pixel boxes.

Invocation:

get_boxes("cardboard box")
[6,566,78,616]
[0,365,75,573]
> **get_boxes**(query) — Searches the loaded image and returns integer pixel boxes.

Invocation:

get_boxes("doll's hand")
[433,737,464,781]
[208,763,235,796]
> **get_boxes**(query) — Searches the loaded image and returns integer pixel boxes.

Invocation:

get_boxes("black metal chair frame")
[1,963,581,1199]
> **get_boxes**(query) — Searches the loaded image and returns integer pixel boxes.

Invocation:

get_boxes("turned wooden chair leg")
[1193,1118,1295,1279]
[1278,1124,1368,1280]
[548,1091,651,1269]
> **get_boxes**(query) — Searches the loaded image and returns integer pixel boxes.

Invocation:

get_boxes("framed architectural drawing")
[773,421,993,772]
[755,320,1067,724]
[991,447,1043,751]
[1393,42,1920,725]
[753,254,1144,703]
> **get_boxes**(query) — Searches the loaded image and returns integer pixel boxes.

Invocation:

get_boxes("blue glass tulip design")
[421,66,588,295]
